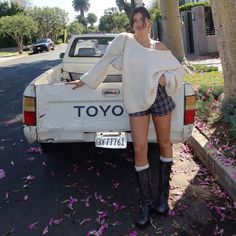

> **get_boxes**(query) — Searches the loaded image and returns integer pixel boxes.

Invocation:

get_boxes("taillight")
[184,95,196,125]
[23,96,36,126]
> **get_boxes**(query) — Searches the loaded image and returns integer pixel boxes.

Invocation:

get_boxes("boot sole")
[135,220,150,229]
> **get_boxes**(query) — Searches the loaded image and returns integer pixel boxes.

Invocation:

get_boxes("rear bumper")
[23,125,194,144]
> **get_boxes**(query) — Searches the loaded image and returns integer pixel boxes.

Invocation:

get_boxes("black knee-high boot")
[156,161,172,214]
[135,168,152,228]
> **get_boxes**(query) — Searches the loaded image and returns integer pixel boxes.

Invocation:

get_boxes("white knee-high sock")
[135,163,149,172]
[160,156,173,162]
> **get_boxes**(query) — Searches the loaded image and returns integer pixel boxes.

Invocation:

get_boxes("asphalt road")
[0,47,235,236]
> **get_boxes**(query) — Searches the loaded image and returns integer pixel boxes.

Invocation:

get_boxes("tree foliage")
[67,21,86,35]
[149,0,161,21]
[87,12,97,26]
[72,0,90,19]
[179,1,210,11]
[12,0,32,9]
[27,7,68,41]
[0,1,24,17]
[98,7,129,33]
[0,14,37,53]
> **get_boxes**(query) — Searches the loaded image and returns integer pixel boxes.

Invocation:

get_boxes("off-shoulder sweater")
[80,32,185,114]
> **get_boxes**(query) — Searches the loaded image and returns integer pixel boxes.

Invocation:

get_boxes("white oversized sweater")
[80,32,186,113]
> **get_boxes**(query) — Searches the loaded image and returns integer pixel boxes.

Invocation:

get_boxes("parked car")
[32,38,54,53]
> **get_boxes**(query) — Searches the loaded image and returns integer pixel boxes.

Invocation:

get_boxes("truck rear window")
[69,37,115,57]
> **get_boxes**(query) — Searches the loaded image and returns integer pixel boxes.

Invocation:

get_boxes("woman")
[67,6,185,229]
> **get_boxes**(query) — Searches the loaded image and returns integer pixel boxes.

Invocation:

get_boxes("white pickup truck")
[23,34,196,152]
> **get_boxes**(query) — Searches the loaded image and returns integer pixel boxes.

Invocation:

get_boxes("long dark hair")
[130,6,151,28]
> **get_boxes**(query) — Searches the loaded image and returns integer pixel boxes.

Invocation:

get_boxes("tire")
[40,143,55,153]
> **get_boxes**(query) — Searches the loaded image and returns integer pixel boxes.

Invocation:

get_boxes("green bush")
[221,99,236,139]
[193,64,218,73]
[185,71,223,122]
[179,1,210,11]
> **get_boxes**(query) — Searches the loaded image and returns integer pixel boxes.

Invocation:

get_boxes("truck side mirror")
[59,52,65,59]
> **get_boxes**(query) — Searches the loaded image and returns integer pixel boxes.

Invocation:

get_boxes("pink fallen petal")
[5,192,9,199]
[11,161,14,165]
[232,171,236,179]
[129,231,138,236]
[27,147,42,154]
[168,209,175,217]
[28,222,39,230]
[233,202,236,209]
[42,162,47,166]
[112,202,126,212]
[213,224,224,235]
[111,220,122,226]
[97,223,108,235]
[104,162,117,168]
[42,226,49,235]
[0,169,6,179]
[88,166,94,171]
[53,218,63,225]
[112,182,120,188]
[49,218,54,226]
[26,175,35,181]
[81,196,92,208]
[80,218,91,225]
[64,196,78,210]
[24,195,28,201]
[96,211,108,225]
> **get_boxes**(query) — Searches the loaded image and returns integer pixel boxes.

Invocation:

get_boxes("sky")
[31,0,152,23]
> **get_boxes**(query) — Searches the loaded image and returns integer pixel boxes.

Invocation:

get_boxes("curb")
[187,127,236,201]
[0,53,28,63]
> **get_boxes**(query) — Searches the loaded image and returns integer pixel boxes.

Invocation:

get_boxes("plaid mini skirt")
[129,85,176,117]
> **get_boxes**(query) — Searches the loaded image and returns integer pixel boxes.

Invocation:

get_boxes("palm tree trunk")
[210,0,236,100]
[159,0,185,63]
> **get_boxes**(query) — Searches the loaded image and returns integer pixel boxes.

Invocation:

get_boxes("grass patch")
[185,71,224,98]
[193,64,218,73]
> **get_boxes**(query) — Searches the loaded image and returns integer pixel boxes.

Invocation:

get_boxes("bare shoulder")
[154,41,169,51]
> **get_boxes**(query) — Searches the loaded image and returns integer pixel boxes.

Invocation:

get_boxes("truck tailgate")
[35,83,186,143]
[36,82,131,142]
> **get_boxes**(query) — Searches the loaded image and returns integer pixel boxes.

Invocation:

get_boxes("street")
[0,48,235,236]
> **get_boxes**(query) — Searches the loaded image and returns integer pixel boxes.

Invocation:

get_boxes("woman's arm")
[65,79,84,89]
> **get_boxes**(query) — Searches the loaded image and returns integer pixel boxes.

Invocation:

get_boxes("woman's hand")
[65,80,84,90]
[159,75,166,86]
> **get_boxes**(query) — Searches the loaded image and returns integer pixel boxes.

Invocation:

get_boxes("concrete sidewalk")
[187,128,236,201]
[187,54,222,71]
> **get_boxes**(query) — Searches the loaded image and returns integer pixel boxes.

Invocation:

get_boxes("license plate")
[95,132,127,149]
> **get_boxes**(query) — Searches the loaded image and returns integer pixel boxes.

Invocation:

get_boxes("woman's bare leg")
[152,113,172,158]
[129,115,150,166]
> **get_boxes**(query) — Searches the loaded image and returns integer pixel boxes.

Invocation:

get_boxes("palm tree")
[72,0,90,19]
